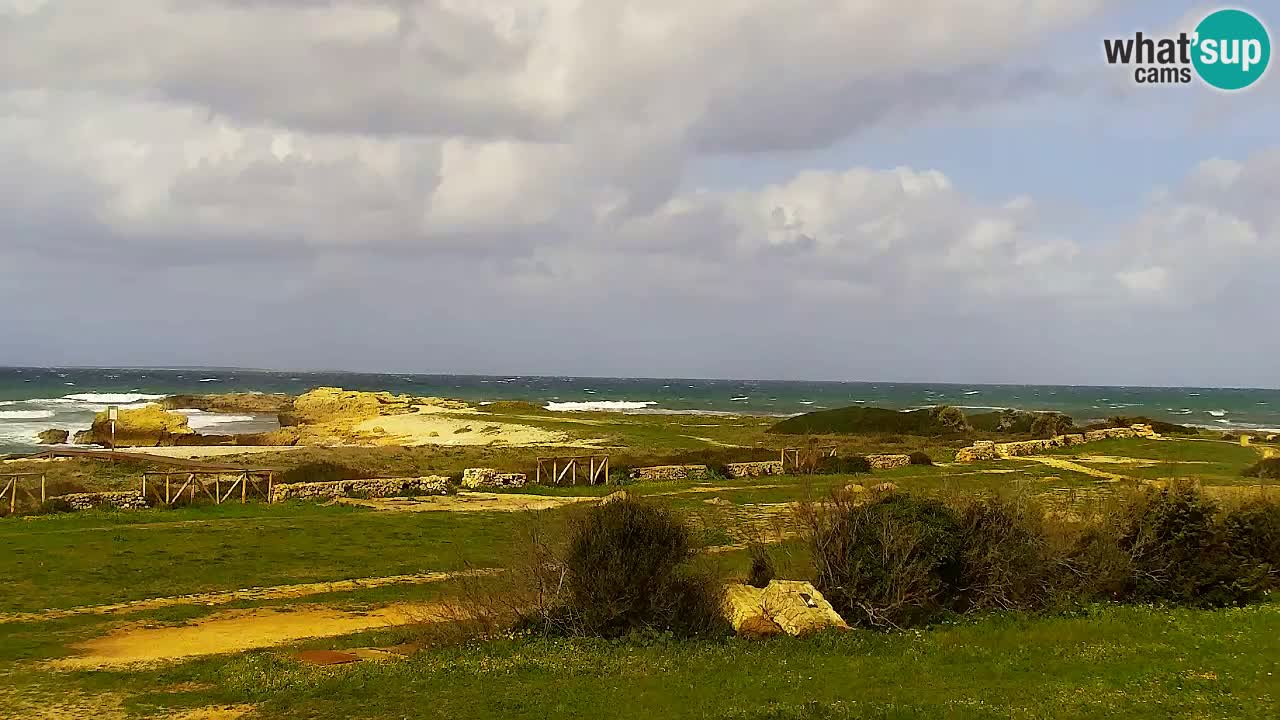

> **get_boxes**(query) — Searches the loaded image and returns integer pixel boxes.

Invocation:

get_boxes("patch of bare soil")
[648,484,786,497]
[50,603,449,669]
[0,686,250,720]
[1078,455,1211,466]
[335,492,600,513]
[0,569,493,624]
[1019,456,1132,482]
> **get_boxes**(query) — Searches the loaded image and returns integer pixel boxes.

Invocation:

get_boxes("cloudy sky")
[1,1,1277,386]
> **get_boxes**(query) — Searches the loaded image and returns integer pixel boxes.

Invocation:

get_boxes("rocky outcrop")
[37,429,69,445]
[60,492,148,511]
[159,393,294,414]
[866,454,911,470]
[77,405,195,448]
[600,490,630,505]
[461,468,528,489]
[870,483,899,494]
[723,461,785,478]
[629,465,708,482]
[724,581,849,638]
[271,476,451,503]
[279,387,416,427]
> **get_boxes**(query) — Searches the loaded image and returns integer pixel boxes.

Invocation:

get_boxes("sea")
[1,367,1278,455]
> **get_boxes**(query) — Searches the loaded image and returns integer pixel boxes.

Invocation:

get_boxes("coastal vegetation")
[2,390,1279,718]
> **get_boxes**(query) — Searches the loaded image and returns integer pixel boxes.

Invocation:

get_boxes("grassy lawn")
[6,601,1273,719]
[0,503,522,612]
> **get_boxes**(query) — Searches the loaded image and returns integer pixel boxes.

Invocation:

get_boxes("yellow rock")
[80,405,195,447]
[760,581,850,636]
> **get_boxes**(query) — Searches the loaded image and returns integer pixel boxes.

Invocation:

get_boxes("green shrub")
[1222,500,1280,589]
[1242,458,1280,480]
[770,406,970,437]
[1118,484,1267,607]
[804,493,966,628]
[1030,413,1074,438]
[556,497,726,637]
[747,542,775,589]
[815,455,872,475]
[277,461,365,485]
[908,451,934,466]
[37,497,74,515]
[958,497,1054,612]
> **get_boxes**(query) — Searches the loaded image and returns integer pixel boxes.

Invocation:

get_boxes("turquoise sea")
[2,367,1278,454]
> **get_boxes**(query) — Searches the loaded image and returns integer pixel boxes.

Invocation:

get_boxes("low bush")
[958,497,1055,612]
[908,451,934,466]
[817,455,872,475]
[1242,458,1280,480]
[37,497,74,514]
[747,542,775,588]
[1222,500,1280,589]
[277,461,366,485]
[1117,483,1267,607]
[770,405,969,437]
[804,493,966,628]
[524,497,727,638]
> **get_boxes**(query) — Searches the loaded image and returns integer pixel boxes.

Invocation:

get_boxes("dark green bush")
[37,497,73,514]
[1222,500,1280,589]
[1242,458,1280,480]
[805,493,966,628]
[908,451,934,466]
[958,497,1054,612]
[810,455,872,475]
[277,461,365,485]
[1030,413,1074,438]
[1118,484,1267,607]
[556,497,725,637]
[747,542,775,589]
[770,406,969,436]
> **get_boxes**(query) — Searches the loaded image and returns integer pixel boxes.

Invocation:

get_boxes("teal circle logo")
[1193,9,1271,90]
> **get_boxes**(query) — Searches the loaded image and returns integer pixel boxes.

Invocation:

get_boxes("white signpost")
[107,405,119,451]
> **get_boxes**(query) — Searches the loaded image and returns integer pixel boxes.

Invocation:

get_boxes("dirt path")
[50,603,448,669]
[1019,456,1131,482]
[335,492,600,513]
[0,569,495,624]
[0,686,251,720]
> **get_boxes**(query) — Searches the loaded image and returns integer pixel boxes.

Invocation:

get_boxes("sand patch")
[354,408,586,447]
[1017,457,1131,482]
[51,603,447,669]
[1077,455,1211,466]
[0,686,251,720]
[0,569,492,624]
[335,491,599,513]
[649,484,785,497]
[124,446,304,459]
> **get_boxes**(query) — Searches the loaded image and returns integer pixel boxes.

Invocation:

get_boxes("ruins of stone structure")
[629,465,708,482]
[60,492,149,511]
[723,461,785,478]
[954,425,1158,463]
[271,477,451,502]
[460,468,528,489]
[866,454,911,470]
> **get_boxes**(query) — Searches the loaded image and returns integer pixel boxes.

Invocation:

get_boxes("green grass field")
[2,431,1278,718]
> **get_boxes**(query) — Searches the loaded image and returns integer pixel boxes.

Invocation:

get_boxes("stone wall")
[866,454,911,470]
[59,492,149,511]
[461,468,528,489]
[629,464,709,482]
[723,461,785,478]
[271,476,451,502]
[954,425,1158,463]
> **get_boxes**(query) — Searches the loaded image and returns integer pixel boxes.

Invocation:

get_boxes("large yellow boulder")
[280,387,415,426]
[723,580,849,638]
[78,405,195,447]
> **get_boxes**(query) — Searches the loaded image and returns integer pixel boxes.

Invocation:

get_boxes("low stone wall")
[461,468,528,489]
[271,476,451,502]
[955,425,1158,463]
[630,465,708,482]
[954,440,999,463]
[723,461,785,478]
[866,454,911,470]
[60,492,149,511]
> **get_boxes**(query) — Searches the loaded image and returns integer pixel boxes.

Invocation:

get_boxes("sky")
[1,1,1278,387]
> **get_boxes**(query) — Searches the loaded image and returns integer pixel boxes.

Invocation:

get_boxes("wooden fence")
[0,473,46,513]
[780,447,838,473]
[142,470,276,506]
[535,455,610,486]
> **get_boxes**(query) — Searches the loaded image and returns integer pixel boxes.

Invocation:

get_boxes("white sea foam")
[61,393,166,404]
[199,378,221,383]
[1209,410,1227,417]
[173,410,257,429]
[545,401,658,412]
[0,410,54,420]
